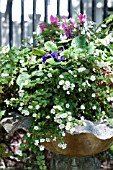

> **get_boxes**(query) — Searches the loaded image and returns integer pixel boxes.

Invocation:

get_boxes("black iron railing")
[0,0,112,48]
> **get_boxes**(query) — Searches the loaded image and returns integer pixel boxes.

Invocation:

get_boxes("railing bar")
[68,0,72,18]
[21,0,24,44]
[103,0,108,19]
[57,0,60,17]
[92,0,96,22]
[9,0,13,48]
[33,0,37,47]
[44,0,48,22]
[80,0,84,14]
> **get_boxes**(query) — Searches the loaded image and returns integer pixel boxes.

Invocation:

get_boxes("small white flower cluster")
[78,67,86,72]
[47,72,52,78]
[107,96,113,102]
[58,79,75,94]
[58,143,67,149]
[21,109,29,116]
[34,140,45,151]
[50,105,63,115]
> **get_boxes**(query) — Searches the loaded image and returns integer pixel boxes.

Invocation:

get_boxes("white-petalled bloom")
[18,107,22,111]
[32,113,37,117]
[65,122,71,130]
[71,83,75,90]
[62,131,66,136]
[78,67,86,72]
[53,137,57,141]
[90,75,96,81]
[59,74,64,78]
[82,82,86,87]
[1,73,9,77]
[46,115,50,119]
[57,85,60,89]
[47,73,52,78]
[59,80,65,85]
[53,105,63,111]
[59,124,65,129]
[4,99,10,105]
[92,93,96,97]
[40,138,45,143]
[35,105,40,110]
[39,145,45,151]
[107,97,111,102]
[34,126,39,130]
[65,103,70,108]
[18,90,24,97]
[27,133,31,137]
[46,138,50,142]
[92,105,96,110]
[66,91,70,95]
[58,143,67,149]
[50,108,55,114]
[63,84,68,90]
[65,80,70,87]
[61,113,68,118]
[68,115,72,121]
[74,74,77,77]
[68,70,73,74]
[22,110,29,116]
[78,88,82,92]
[80,105,85,110]
[28,105,33,109]
[34,140,39,146]
[54,118,62,124]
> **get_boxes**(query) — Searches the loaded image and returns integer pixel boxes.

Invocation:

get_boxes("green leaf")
[32,49,46,56]
[71,35,87,49]
[44,41,58,52]
[0,110,5,120]
[47,58,61,65]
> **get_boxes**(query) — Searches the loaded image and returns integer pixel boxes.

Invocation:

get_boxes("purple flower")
[40,23,47,32]
[77,14,86,25]
[50,15,58,24]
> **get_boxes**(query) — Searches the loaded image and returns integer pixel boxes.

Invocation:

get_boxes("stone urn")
[1,113,113,170]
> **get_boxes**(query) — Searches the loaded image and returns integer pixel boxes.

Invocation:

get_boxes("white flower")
[39,64,43,70]
[78,88,82,92]
[18,90,24,97]
[68,70,73,74]
[90,75,96,81]
[74,74,77,77]
[65,122,71,130]
[85,80,91,87]
[66,91,70,95]
[61,113,68,118]
[58,143,67,149]
[81,116,85,120]
[110,97,113,101]
[20,102,24,106]
[10,98,16,101]
[34,126,39,130]
[92,93,96,97]
[65,103,70,108]
[71,83,75,89]
[107,97,111,102]
[59,74,64,78]
[27,133,31,137]
[22,110,29,116]
[40,138,45,143]
[92,105,96,110]
[46,115,50,119]
[62,131,66,137]
[18,107,22,111]
[4,99,10,105]
[68,115,72,121]
[78,67,86,72]
[32,113,37,117]
[1,73,9,77]
[63,84,68,90]
[53,137,57,141]
[74,56,78,60]
[65,80,70,87]
[80,105,85,110]
[46,138,50,142]
[59,80,64,85]
[53,105,63,111]
[34,140,39,146]
[50,108,55,114]
[55,114,61,118]
[28,105,33,109]
[82,82,86,87]
[35,105,40,110]
[57,85,60,89]
[47,73,52,78]
[59,124,65,129]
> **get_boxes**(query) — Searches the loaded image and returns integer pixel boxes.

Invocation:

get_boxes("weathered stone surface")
[44,120,113,156]
[50,154,101,170]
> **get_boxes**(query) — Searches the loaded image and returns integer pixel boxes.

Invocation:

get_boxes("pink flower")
[40,23,47,32]
[50,15,58,24]
[77,14,86,24]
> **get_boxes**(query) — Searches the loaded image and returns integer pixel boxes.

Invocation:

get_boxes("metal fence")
[0,0,112,48]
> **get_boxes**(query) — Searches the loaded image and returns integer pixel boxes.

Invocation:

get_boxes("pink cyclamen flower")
[40,23,47,32]
[50,15,58,24]
[77,14,86,24]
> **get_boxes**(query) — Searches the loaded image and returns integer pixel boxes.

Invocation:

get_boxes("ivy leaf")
[32,49,46,56]
[44,41,58,52]
[71,35,87,49]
